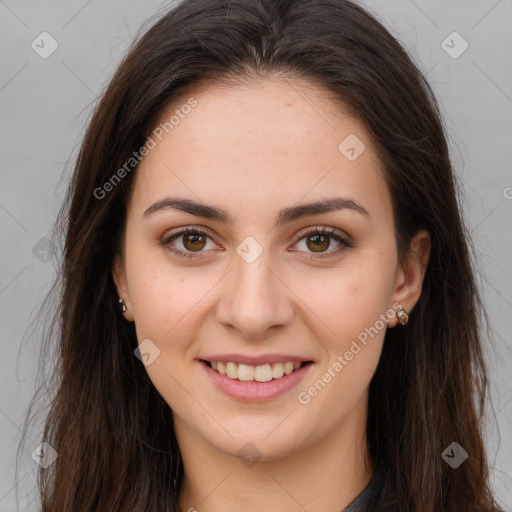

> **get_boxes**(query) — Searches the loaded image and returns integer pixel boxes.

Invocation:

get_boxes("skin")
[113,76,430,512]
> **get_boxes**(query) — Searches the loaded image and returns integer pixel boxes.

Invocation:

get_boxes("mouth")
[201,359,312,383]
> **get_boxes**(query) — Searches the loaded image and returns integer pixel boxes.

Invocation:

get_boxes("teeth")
[272,363,284,378]
[226,362,238,379]
[283,362,294,375]
[238,363,254,381]
[254,364,273,382]
[208,360,305,382]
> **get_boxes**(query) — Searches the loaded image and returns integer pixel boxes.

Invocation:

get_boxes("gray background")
[1,0,511,510]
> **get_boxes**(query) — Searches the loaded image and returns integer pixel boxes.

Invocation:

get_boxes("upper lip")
[200,354,313,365]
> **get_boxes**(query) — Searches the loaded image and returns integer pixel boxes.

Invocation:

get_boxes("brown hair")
[21,0,503,510]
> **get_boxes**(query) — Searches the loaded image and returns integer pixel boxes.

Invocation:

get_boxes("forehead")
[129,77,392,224]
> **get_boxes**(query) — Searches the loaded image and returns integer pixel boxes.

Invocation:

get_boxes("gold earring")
[118,297,126,313]
[396,308,409,325]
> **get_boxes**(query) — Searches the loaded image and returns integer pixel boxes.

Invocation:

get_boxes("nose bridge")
[216,241,293,339]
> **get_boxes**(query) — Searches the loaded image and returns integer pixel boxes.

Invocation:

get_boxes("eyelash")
[161,226,352,260]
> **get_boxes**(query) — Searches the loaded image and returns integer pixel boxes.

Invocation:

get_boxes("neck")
[176,398,373,512]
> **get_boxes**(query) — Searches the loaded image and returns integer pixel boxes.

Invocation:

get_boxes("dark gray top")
[178,465,507,511]
[342,466,386,512]
[341,467,507,512]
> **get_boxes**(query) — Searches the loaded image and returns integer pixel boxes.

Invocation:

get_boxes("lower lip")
[200,361,313,402]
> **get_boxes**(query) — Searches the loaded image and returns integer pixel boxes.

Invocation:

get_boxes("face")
[113,77,429,462]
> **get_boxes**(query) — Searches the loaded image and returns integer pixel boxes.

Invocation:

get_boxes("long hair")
[20,0,502,510]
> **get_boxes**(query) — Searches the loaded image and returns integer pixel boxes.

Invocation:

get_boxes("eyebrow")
[143,196,370,226]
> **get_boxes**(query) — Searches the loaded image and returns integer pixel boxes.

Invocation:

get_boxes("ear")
[388,229,431,327]
[112,253,135,322]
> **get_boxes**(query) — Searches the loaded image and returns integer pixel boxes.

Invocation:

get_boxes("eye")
[161,228,218,259]
[292,226,352,259]
[161,226,352,260]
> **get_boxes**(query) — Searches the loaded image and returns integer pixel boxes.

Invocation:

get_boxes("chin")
[203,421,307,463]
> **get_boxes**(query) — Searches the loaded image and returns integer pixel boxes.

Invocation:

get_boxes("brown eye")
[293,227,352,260]
[162,226,351,261]
[162,228,217,259]
[182,232,207,251]
[306,233,331,252]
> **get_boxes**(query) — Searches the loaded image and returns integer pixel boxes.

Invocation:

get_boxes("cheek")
[301,255,395,351]
[296,263,390,415]
[126,257,205,410]
[124,245,194,343]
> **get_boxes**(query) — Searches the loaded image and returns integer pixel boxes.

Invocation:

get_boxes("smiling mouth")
[201,360,312,382]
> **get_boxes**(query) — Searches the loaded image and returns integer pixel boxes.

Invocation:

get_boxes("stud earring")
[118,297,126,313]
[396,308,409,326]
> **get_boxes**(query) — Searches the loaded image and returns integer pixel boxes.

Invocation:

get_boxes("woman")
[22,0,506,510]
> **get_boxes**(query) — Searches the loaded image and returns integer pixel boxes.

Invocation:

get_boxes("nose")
[215,250,294,341]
